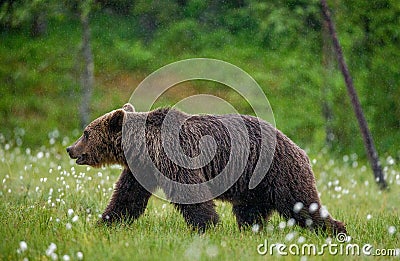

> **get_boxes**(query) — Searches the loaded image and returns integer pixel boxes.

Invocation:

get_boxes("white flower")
[19,241,28,252]
[76,252,83,260]
[285,232,295,242]
[279,221,286,230]
[46,243,57,256]
[205,245,218,257]
[287,218,296,227]
[67,209,74,216]
[298,236,305,244]
[309,203,318,213]
[388,226,396,235]
[319,207,329,218]
[293,202,304,213]
[72,215,79,223]
[252,224,260,233]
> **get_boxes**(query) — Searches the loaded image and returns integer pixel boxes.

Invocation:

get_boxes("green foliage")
[0,0,399,158]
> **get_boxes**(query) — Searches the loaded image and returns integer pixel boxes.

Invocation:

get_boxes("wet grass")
[0,140,399,260]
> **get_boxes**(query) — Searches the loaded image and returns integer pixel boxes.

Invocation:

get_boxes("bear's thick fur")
[67,103,347,234]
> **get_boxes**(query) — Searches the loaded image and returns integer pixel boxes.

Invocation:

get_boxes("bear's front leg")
[174,201,219,232]
[232,204,272,230]
[101,168,152,224]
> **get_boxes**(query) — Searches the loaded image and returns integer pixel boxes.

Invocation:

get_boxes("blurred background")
[0,0,399,159]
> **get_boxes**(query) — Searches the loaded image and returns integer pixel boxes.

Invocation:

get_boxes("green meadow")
[1,1,399,260]
[0,141,399,260]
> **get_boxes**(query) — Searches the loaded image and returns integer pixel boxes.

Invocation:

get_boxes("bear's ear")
[122,103,135,112]
[109,109,124,133]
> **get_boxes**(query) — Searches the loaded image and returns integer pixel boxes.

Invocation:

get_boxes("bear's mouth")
[76,154,87,165]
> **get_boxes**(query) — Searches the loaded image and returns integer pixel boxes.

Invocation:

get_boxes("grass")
[0,139,399,261]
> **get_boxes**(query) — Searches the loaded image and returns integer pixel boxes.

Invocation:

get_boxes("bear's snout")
[66,146,80,160]
[66,145,88,165]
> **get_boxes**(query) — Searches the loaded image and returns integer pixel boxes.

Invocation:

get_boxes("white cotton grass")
[297,236,306,244]
[19,241,28,252]
[388,226,396,235]
[72,215,79,223]
[50,253,58,261]
[287,218,296,227]
[308,203,318,214]
[285,232,296,242]
[46,242,57,257]
[278,221,286,230]
[319,206,329,219]
[293,202,303,213]
[252,224,260,233]
[205,245,218,258]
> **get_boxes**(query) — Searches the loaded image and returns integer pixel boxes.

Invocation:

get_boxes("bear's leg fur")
[290,203,347,235]
[274,187,347,235]
[159,169,219,231]
[173,201,219,232]
[101,168,152,224]
[232,204,273,229]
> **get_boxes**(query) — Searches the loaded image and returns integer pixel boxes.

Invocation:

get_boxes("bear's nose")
[66,146,71,154]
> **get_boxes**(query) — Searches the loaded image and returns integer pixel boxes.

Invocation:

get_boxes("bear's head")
[66,103,135,167]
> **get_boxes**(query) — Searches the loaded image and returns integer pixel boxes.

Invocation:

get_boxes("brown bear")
[66,103,347,235]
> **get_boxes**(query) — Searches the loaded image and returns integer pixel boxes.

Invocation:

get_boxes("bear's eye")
[83,131,89,140]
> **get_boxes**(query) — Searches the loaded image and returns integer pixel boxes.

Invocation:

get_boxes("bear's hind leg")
[101,168,152,224]
[293,203,347,235]
[174,201,219,232]
[232,204,273,230]
[275,198,347,235]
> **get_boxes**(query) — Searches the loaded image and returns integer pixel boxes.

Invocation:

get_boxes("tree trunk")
[320,0,387,189]
[79,11,94,128]
[321,18,335,147]
[30,11,47,37]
